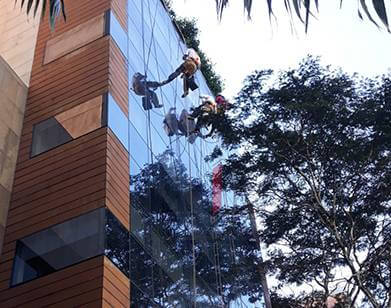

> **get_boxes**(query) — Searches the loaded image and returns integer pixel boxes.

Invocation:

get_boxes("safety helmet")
[215,95,226,106]
[132,72,146,96]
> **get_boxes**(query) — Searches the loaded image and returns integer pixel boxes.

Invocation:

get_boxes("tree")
[215,0,391,33]
[209,56,391,306]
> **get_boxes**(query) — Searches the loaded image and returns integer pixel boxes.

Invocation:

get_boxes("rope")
[211,216,220,297]
[144,0,159,74]
[188,131,197,306]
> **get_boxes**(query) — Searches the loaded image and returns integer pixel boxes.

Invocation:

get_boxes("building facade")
[0,0,264,306]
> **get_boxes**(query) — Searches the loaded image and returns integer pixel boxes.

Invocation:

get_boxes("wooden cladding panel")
[0,0,131,306]
[29,0,112,82]
[106,129,130,230]
[24,37,110,127]
[0,256,104,307]
[103,257,130,308]
[14,128,106,183]
[1,130,107,244]
[44,14,106,65]
[109,39,129,115]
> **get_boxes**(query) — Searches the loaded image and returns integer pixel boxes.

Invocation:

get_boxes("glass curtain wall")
[127,1,220,305]
[108,0,265,306]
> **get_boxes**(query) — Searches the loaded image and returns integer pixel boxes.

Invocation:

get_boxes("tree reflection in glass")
[105,149,264,307]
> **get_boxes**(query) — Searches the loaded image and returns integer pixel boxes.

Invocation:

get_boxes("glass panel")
[31,117,72,157]
[105,209,130,277]
[125,0,266,306]
[11,209,105,286]
[108,93,129,150]
[110,11,128,59]
[31,97,103,157]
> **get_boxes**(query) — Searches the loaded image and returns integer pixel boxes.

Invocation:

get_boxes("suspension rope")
[188,128,197,307]
[140,2,156,302]
[144,0,159,74]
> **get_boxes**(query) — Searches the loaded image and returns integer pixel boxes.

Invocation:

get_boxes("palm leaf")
[215,0,229,20]
[16,0,66,30]
[292,0,304,24]
[27,0,34,14]
[359,0,380,28]
[372,0,390,32]
[266,0,273,21]
[214,0,391,33]
[304,0,310,33]
[33,0,40,17]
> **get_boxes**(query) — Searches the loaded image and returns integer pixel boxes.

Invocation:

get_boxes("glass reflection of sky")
[107,1,263,306]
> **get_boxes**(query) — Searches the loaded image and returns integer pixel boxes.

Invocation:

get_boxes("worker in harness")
[131,72,163,110]
[189,95,229,138]
[159,48,201,98]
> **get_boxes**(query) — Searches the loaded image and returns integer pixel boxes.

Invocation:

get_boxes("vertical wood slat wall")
[0,0,130,306]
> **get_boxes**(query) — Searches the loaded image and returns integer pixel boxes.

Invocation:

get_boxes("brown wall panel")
[104,257,129,296]
[45,289,103,308]
[12,139,106,195]
[103,289,127,308]
[106,129,129,229]
[0,0,131,306]
[0,256,104,302]
[103,299,114,308]
[109,40,129,115]
[15,124,106,174]
[0,128,107,246]
[103,257,130,308]
[44,14,106,65]
[1,265,103,307]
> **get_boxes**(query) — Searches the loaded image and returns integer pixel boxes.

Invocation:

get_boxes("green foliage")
[210,56,391,306]
[163,0,224,95]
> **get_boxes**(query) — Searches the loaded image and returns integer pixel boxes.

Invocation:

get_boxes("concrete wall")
[0,0,41,85]
[0,56,28,255]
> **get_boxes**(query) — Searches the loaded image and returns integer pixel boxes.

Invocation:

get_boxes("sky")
[171,0,391,98]
[171,1,391,301]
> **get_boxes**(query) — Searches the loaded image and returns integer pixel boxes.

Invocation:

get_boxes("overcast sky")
[172,0,391,98]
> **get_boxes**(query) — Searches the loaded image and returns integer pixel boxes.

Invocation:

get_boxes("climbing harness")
[159,48,201,97]
[131,72,162,110]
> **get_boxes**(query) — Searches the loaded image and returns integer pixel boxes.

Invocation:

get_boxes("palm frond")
[371,0,390,31]
[216,0,391,33]
[16,0,66,30]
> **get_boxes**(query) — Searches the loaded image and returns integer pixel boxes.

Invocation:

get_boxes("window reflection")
[31,96,103,157]
[110,11,128,58]
[109,0,267,306]
[108,93,129,150]
[11,209,105,286]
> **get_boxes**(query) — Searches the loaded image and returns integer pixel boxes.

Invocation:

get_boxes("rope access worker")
[159,48,201,98]
[132,72,163,110]
[189,94,228,138]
